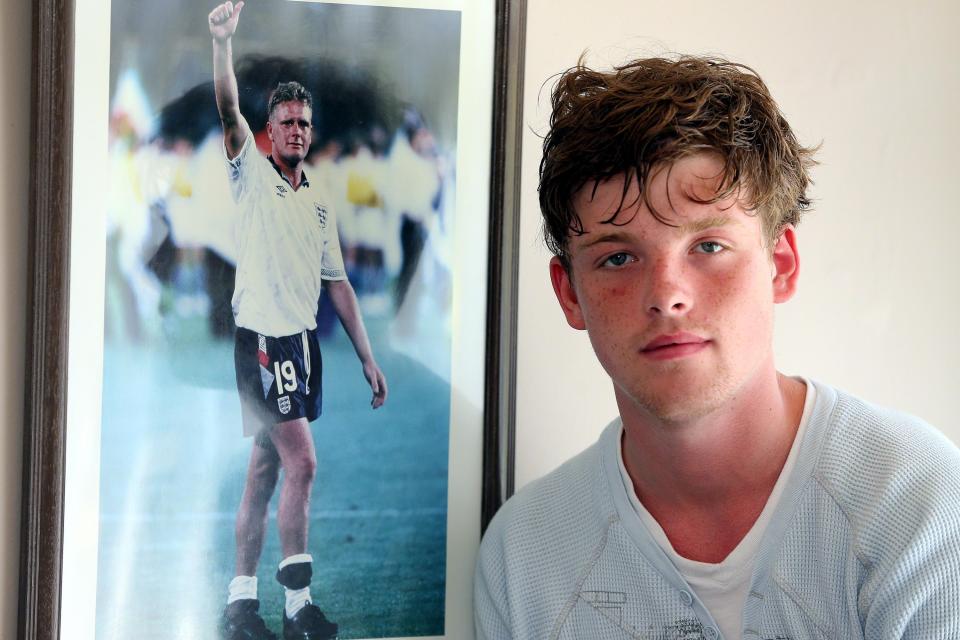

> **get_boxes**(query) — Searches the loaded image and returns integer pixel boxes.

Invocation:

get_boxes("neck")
[620,367,805,516]
[272,152,304,190]
[620,366,806,562]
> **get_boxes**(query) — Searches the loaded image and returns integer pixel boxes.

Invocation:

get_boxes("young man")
[475,56,960,639]
[208,3,387,639]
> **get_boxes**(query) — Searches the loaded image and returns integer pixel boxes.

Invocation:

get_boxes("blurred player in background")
[209,2,387,638]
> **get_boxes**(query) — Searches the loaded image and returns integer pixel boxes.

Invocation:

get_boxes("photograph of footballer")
[209,2,387,638]
[75,0,490,638]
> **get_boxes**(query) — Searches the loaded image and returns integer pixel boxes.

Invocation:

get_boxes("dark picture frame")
[19,0,525,637]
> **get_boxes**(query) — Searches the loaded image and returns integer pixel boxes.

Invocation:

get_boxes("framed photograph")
[20,0,525,638]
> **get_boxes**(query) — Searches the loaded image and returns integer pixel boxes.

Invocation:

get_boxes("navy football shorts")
[234,326,323,443]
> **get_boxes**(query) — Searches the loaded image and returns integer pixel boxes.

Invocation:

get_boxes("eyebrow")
[579,230,635,249]
[678,215,736,234]
[578,215,736,249]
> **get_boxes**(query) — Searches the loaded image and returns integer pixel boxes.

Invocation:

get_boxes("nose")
[644,257,691,316]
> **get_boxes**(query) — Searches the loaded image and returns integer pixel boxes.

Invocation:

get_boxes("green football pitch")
[95,317,449,639]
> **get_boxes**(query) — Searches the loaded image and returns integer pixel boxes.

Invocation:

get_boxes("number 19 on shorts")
[274,360,297,394]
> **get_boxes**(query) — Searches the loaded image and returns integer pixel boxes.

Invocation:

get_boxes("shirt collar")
[268,154,310,188]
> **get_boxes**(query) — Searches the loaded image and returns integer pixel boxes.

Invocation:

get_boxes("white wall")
[516,0,960,488]
[0,0,30,634]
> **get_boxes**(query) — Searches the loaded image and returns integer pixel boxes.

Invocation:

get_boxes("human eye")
[694,241,726,254]
[601,252,633,268]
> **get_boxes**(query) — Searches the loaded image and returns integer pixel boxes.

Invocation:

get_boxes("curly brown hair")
[539,55,818,266]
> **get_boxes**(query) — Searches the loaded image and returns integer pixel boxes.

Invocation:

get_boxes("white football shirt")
[225,126,346,337]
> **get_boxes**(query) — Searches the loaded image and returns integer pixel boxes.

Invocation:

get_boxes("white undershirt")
[617,379,816,639]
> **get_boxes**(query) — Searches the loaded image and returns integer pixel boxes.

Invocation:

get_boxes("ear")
[771,225,799,303]
[266,120,274,142]
[549,256,586,330]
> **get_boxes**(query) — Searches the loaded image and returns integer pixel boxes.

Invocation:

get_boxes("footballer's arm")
[209,1,249,159]
[324,279,388,409]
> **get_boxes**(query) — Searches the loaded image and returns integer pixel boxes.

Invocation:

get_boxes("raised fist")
[208,1,245,42]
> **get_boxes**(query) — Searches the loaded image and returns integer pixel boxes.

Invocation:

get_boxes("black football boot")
[282,602,338,640]
[219,599,278,640]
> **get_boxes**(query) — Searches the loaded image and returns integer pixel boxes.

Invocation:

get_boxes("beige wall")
[516,0,960,487]
[1,0,29,634]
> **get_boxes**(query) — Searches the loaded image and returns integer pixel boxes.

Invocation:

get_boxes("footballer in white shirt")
[209,3,387,638]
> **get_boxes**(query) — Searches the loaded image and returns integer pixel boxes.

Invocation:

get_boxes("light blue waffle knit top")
[475,381,960,639]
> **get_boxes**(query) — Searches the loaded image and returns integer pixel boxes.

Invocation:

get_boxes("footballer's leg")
[270,417,316,555]
[270,418,338,640]
[237,438,282,574]
[221,439,281,640]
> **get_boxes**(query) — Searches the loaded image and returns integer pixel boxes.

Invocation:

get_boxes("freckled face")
[549,154,799,423]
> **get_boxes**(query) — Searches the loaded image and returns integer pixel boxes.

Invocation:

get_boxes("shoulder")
[816,384,960,496]
[307,174,336,205]
[478,425,617,577]
[475,430,619,633]
[486,432,609,531]
[812,383,960,555]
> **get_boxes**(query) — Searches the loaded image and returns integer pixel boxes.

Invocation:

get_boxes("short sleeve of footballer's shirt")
[320,202,347,281]
[224,124,259,203]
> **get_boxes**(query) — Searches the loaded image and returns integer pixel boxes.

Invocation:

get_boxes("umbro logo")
[275,184,288,197]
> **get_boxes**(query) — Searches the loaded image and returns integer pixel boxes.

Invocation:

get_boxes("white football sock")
[278,553,313,569]
[285,586,312,618]
[227,575,258,604]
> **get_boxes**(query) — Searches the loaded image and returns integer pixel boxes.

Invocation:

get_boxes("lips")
[641,332,709,360]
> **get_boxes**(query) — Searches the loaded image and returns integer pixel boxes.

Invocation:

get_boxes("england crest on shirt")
[315,203,328,228]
